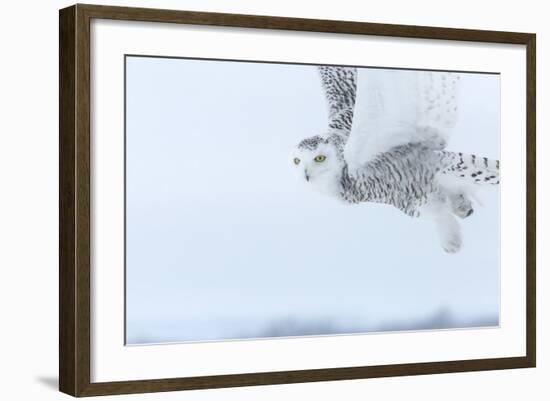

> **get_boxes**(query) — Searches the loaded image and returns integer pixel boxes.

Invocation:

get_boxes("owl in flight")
[292,66,499,253]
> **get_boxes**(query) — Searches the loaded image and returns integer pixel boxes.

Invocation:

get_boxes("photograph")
[124,56,501,345]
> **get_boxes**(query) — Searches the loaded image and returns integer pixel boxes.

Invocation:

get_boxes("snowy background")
[125,56,500,344]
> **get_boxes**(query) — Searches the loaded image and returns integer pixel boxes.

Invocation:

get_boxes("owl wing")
[318,66,357,136]
[344,68,460,170]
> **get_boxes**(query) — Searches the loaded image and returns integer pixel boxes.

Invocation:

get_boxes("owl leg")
[435,211,462,253]
[449,192,474,219]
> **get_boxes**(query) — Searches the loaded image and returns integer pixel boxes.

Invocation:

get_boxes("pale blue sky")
[125,56,500,344]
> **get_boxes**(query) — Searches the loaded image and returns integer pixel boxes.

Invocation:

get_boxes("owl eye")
[314,155,327,162]
[293,158,301,165]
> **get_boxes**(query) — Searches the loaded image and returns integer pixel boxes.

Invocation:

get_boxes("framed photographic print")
[59,4,536,397]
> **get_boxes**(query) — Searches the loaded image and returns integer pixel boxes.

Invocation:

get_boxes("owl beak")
[304,169,310,182]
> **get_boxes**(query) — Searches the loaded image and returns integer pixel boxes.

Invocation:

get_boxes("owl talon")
[450,193,474,219]
[443,237,462,253]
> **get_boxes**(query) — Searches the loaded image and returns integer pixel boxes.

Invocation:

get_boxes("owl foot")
[450,193,474,219]
[435,212,462,253]
[442,235,462,253]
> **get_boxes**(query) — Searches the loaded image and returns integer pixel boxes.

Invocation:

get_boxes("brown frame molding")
[59,3,536,397]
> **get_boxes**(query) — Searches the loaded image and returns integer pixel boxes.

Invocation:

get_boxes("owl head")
[291,134,344,186]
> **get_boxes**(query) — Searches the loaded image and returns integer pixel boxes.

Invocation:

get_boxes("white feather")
[345,69,460,170]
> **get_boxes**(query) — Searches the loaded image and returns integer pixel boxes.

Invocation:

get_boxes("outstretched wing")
[344,68,460,170]
[318,66,357,136]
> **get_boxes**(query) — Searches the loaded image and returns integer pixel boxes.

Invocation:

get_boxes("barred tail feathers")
[439,152,500,185]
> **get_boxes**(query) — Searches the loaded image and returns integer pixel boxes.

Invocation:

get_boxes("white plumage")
[346,69,459,169]
[292,66,499,253]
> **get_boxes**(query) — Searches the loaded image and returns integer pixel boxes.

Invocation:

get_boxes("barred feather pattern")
[318,66,357,133]
[338,144,499,217]
[439,152,500,185]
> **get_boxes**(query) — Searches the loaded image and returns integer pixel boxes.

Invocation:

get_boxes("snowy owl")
[291,66,499,253]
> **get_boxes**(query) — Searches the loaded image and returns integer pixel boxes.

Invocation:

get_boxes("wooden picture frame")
[59,3,536,397]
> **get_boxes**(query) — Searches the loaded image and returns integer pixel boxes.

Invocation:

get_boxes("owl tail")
[439,152,500,185]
